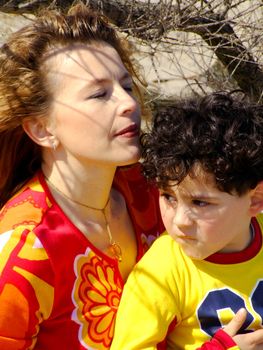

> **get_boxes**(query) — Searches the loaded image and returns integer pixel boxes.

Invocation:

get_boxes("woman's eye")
[88,91,107,99]
[123,85,133,93]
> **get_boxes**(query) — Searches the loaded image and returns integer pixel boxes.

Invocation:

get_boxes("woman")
[0,3,164,349]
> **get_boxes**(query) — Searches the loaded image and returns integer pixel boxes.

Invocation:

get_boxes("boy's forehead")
[166,163,215,186]
[189,165,215,184]
[166,169,218,195]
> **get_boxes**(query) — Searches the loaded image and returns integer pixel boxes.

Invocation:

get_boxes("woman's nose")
[116,87,139,117]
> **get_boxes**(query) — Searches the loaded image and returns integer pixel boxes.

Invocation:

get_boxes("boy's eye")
[192,199,209,207]
[161,193,177,207]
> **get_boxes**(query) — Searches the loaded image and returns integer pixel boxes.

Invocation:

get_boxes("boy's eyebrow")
[160,188,217,198]
[159,188,175,194]
[190,193,218,201]
[160,187,219,201]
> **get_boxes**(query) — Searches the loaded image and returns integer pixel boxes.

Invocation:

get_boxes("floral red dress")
[0,164,164,350]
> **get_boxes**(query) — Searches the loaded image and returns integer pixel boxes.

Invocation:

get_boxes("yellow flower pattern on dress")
[72,248,122,349]
[0,166,164,349]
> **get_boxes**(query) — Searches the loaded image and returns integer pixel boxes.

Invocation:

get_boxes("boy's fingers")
[245,329,263,343]
[234,329,263,347]
[223,308,247,337]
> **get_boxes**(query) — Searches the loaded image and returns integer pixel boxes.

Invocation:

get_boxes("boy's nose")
[173,205,193,229]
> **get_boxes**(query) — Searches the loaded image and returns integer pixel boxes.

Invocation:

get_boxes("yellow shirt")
[111,215,263,350]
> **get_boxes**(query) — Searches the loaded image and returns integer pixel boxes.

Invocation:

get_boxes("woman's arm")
[0,228,54,349]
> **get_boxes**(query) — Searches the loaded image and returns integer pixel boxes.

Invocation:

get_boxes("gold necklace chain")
[45,176,122,262]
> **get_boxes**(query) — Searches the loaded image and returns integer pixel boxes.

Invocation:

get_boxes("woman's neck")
[41,162,116,210]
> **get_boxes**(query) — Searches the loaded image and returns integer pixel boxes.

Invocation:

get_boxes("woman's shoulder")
[114,162,159,202]
[114,163,165,238]
[0,172,49,234]
[0,174,57,284]
[115,163,145,184]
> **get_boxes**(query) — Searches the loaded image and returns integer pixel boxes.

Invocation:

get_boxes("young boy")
[111,92,263,350]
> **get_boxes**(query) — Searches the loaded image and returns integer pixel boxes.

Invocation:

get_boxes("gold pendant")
[108,242,122,262]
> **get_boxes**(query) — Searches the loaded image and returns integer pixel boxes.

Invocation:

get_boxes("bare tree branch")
[0,0,53,12]
[85,0,175,40]
[0,0,263,104]
[178,11,263,102]
[88,1,263,102]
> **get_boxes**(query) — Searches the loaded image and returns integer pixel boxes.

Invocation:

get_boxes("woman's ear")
[22,117,58,149]
[249,182,263,217]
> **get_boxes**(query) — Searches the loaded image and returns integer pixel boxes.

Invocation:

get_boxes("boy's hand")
[223,308,247,338]
[234,330,263,350]
[224,308,263,349]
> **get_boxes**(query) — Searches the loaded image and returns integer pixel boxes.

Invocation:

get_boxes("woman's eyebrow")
[81,71,131,88]
[120,71,132,82]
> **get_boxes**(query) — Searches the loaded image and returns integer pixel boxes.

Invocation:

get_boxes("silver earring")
[51,139,58,151]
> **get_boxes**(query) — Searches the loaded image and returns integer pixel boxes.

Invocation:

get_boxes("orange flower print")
[72,248,123,350]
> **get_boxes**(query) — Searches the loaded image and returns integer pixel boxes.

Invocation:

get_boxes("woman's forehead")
[42,42,129,97]
[44,42,127,80]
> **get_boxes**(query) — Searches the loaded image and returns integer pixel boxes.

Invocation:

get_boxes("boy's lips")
[114,124,139,138]
[176,235,196,241]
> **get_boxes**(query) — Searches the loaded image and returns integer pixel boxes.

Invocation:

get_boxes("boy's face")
[159,171,253,260]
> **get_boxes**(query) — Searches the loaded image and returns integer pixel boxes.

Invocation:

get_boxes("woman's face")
[45,42,141,167]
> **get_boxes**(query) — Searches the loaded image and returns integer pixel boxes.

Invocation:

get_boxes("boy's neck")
[206,218,262,264]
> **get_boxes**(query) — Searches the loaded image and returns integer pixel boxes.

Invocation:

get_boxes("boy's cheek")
[159,199,173,230]
[159,197,169,218]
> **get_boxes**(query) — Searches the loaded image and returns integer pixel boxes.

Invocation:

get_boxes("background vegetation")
[1,0,263,112]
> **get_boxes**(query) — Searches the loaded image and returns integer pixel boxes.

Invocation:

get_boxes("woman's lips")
[114,124,139,138]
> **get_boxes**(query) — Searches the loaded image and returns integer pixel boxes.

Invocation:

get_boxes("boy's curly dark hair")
[141,91,263,195]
